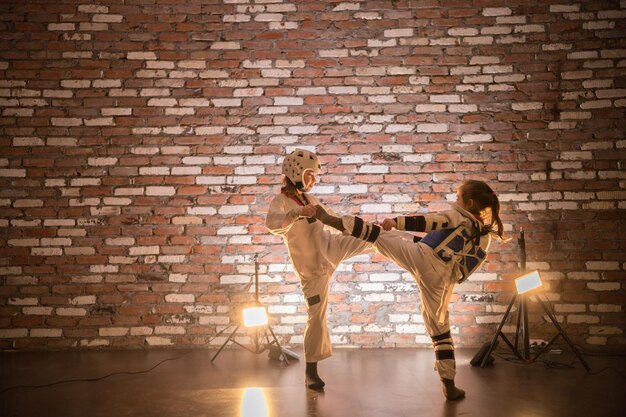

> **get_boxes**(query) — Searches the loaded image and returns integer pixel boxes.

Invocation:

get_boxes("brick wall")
[0,0,624,351]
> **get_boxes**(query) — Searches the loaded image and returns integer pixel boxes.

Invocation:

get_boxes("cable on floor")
[0,327,232,395]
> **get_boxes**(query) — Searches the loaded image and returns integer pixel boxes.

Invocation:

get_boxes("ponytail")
[459,180,507,241]
[490,192,506,241]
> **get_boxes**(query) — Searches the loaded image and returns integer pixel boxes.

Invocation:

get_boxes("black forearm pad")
[404,215,426,232]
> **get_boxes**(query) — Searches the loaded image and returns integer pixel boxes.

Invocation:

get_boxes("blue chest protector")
[421,224,488,283]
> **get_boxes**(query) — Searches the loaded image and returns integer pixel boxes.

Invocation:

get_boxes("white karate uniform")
[265,192,372,362]
[342,205,491,380]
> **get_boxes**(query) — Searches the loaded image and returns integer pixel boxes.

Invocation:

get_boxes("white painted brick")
[158,255,185,263]
[430,94,460,103]
[358,165,388,174]
[0,169,26,177]
[155,326,185,335]
[396,324,425,333]
[517,202,546,211]
[165,294,194,303]
[364,293,394,302]
[88,157,117,166]
[48,23,75,31]
[568,315,600,324]
[355,12,381,20]
[146,337,173,346]
[71,296,96,305]
[0,329,29,338]
[32,248,62,256]
[585,336,606,345]
[196,177,224,185]
[13,137,44,146]
[417,123,448,133]
[448,104,477,113]
[590,304,622,313]
[511,102,543,111]
[31,329,62,338]
[553,303,586,313]
[90,265,118,273]
[483,7,511,16]
[361,203,391,213]
[549,201,578,210]
[596,89,626,99]
[65,247,95,256]
[217,226,247,235]
[212,98,241,107]
[146,186,175,196]
[80,339,111,347]
[590,326,623,335]
[14,199,43,208]
[598,10,626,19]
[127,52,156,60]
[56,307,87,316]
[105,237,135,246]
[588,282,621,291]
[52,117,82,126]
[8,238,39,247]
[568,51,598,60]
[449,28,479,36]
[23,307,53,315]
[185,207,217,219]
[542,43,572,51]
[296,87,327,96]
[585,261,620,270]
[289,125,319,134]
[199,316,230,325]
[461,133,492,142]
[384,28,413,37]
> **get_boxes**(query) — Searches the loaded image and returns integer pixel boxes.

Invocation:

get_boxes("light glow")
[241,387,268,417]
[515,270,543,295]
[243,306,268,327]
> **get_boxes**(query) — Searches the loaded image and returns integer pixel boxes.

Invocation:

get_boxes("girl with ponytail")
[314,179,506,401]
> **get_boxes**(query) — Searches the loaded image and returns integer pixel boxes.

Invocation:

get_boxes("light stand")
[211,256,297,364]
[473,229,590,371]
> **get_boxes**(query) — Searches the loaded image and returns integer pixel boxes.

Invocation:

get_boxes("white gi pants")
[299,234,371,363]
[373,231,457,380]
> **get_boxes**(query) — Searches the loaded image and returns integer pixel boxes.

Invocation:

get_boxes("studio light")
[515,270,542,295]
[211,256,300,364]
[472,229,590,371]
[243,306,268,328]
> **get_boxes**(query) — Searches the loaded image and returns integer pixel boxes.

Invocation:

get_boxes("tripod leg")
[514,297,522,356]
[521,295,530,360]
[480,293,517,367]
[535,296,591,372]
[266,324,289,365]
[211,325,240,362]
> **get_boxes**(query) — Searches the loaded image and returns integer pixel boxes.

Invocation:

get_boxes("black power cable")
[0,328,233,395]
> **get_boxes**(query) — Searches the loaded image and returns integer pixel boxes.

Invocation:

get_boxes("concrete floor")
[0,347,624,417]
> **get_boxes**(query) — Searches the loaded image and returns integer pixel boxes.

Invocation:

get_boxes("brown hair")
[459,179,506,240]
[281,176,298,197]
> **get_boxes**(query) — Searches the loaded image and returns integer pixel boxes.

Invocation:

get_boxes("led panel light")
[515,270,542,295]
[243,306,268,327]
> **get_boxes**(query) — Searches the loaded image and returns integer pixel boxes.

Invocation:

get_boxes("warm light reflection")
[515,270,543,295]
[241,387,269,417]
[243,306,269,327]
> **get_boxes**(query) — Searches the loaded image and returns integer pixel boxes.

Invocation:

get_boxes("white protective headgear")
[282,149,321,190]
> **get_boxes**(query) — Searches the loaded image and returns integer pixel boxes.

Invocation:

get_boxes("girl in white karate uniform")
[315,179,506,400]
[265,149,372,390]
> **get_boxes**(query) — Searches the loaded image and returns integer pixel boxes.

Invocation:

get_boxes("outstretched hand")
[301,204,317,217]
[381,218,397,231]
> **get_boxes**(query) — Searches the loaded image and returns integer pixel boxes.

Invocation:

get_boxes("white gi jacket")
[395,204,492,324]
[266,193,342,279]
[265,192,372,362]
